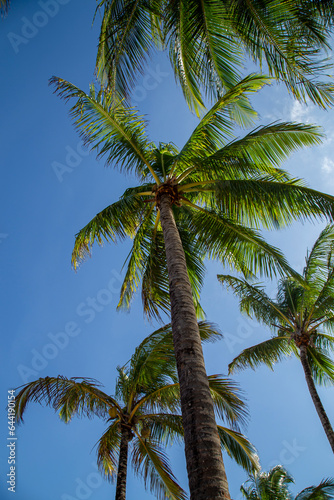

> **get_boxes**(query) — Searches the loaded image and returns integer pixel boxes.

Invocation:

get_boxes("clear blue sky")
[1,2,334,499]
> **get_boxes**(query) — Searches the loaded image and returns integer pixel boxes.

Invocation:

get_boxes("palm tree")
[219,225,334,453]
[15,322,259,500]
[240,465,334,500]
[50,73,334,499]
[95,0,334,112]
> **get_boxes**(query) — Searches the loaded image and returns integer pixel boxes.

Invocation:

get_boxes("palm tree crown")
[96,0,334,112]
[219,224,334,452]
[240,465,334,500]
[15,322,259,500]
[50,74,334,321]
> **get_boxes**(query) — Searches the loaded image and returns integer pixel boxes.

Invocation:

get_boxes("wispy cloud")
[322,156,334,175]
[290,101,311,122]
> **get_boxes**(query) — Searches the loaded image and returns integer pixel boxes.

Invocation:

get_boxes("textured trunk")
[115,427,130,500]
[159,193,231,500]
[299,345,334,453]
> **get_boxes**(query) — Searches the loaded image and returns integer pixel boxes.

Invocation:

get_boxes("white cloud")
[290,101,311,122]
[322,156,334,174]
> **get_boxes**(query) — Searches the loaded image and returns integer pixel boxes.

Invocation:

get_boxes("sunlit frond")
[228,336,293,374]
[15,376,116,423]
[49,77,157,181]
[131,436,187,500]
[218,275,291,327]
[208,375,248,429]
[295,477,334,499]
[306,346,334,386]
[217,426,260,474]
[72,195,150,269]
[96,421,121,482]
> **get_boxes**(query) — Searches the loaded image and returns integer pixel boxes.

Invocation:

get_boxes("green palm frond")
[208,375,248,429]
[96,421,121,482]
[96,0,156,98]
[174,74,269,169]
[228,336,293,374]
[295,478,334,499]
[241,465,294,499]
[141,413,184,446]
[189,122,321,184]
[49,77,158,182]
[306,347,334,386]
[128,320,221,386]
[212,178,334,230]
[133,383,181,415]
[15,376,117,423]
[96,0,334,111]
[72,195,150,269]
[305,225,334,281]
[131,436,187,500]
[227,0,334,108]
[217,425,260,474]
[186,207,297,279]
[164,0,244,112]
[218,275,291,327]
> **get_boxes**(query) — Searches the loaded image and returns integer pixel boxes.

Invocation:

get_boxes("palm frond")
[228,336,293,374]
[15,376,116,423]
[140,413,184,446]
[217,425,260,474]
[174,74,269,169]
[131,435,187,500]
[72,195,150,269]
[227,0,334,108]
[49,77,158,181]
[218,275,291,327]
[212,178,334,230]
[185,206,298,279]
[96,421,121,482]
[208,375,248,430]
[306,346,334,386]
[305,225,334,279]
[295,477,334,499]
[96,0,156,98]
[0,0,10,15]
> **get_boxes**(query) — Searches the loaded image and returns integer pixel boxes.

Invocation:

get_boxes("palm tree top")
[15,321,260,499]
[219,224,334,385]
[241,465,334,500]
[49,74,334,320]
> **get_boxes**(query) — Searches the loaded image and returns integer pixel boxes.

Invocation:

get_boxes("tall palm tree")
[240,465,334,500]
[15,322,259,500]
[96,0,334,112]
[219,225,334,453]
[50,73,334,499]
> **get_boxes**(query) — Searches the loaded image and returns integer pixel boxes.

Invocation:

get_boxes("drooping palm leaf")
[228,336,293,374]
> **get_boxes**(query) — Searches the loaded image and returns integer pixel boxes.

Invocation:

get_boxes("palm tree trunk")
[299,344,334,453]
[158,192,231,500]
[115,427,130,500]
